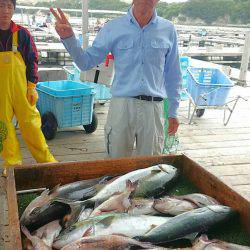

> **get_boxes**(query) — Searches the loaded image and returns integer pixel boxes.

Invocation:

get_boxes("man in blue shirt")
[51,0,182,157]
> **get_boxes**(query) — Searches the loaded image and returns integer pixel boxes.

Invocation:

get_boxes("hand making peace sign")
[50,7,74,39]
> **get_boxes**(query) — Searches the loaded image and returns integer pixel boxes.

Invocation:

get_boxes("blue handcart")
[36,80,97,140]
[186,67,247,125]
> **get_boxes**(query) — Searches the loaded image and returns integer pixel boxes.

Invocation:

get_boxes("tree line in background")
[35,0,250,25]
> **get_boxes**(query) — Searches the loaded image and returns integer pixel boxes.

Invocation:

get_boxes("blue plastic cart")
[36,80,97,140]
[186,67,246,125]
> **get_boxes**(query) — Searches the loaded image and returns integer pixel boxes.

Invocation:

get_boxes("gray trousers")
[104,97,164,158]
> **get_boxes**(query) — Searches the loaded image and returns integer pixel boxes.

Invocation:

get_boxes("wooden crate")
[5,154,250,250]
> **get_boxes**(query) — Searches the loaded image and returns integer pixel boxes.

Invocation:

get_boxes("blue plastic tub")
[187,67,233,106]
[36,80,95,128]
[87,82,112,100]
[64,63,112,101]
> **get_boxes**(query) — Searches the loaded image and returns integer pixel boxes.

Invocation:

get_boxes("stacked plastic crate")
[180,56,190,100]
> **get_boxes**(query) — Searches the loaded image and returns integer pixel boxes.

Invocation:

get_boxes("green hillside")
[34,0,250,25]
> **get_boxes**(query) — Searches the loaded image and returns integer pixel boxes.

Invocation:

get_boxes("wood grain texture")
[14,155,182,190]
[5,169,22,250]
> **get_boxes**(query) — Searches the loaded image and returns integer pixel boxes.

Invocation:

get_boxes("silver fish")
[33,220,63,247]
[21,226,52,250]
[21,200,76,232]
[20,176,112,230]
[127,198,157,216]
[173,193,220,207]
[90,180,138,216]
[53,213,170,249]
[20,185,60,227]
[61,235,154,250]
[153,193,219,216]
[136,205,236,244]
[57,176,113,201]
[86,164,178,206]
[153,196,197,215]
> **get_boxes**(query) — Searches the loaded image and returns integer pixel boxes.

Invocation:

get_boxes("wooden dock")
[37,42,245,57]
[1,85,250,249]
[36,42,249,70]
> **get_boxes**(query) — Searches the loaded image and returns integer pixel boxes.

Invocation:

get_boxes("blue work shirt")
[62,8,182,117]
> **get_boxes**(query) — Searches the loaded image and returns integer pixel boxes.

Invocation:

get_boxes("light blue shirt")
[62,8,182,117]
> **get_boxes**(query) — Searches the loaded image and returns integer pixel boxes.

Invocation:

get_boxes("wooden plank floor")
[0,85,250,248]
[179,86,250,200]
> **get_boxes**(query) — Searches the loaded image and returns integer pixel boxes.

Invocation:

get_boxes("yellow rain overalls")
[0,31,56,166]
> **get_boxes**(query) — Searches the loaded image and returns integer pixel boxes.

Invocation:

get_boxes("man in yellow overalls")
[0,0,56,174]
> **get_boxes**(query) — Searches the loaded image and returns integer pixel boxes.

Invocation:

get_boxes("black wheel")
[41,112,58,140]
[83,112,98,134]
[196,109,205,118]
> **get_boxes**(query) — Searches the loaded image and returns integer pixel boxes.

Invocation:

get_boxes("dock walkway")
[1,84,250,250]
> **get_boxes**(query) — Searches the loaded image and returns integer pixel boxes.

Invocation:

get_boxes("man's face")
[0,0,14,27]
[132,0,159,14]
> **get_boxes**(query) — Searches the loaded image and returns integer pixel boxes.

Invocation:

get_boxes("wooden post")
[239,32,250,87]
[81,0,89,81]
[82,0,89,49]
[26,13,31,33]
[20,8,24,25]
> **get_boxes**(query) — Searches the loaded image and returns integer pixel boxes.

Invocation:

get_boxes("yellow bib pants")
[0,32,56,166]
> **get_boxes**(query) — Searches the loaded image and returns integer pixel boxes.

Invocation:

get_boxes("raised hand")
[50,7,74,39]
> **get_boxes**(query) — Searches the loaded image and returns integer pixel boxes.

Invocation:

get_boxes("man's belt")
[133,95,163,102]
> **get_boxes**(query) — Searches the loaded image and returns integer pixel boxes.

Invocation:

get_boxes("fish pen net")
[163,99,179,154]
